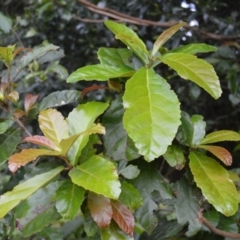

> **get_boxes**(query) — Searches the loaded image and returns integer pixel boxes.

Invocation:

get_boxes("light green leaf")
[69,155,121,199]
[0,12,12,33]
[0,128,21,166]
[161,53,222,99]
[191,115,206,145]
[38,90,81,111]
[189,151,238,216]
[169,43,217,55]
[104,20,149,64]
[152,22,186,56]
[56,180,85,220]
[67,102,109,165]
[0,166,64,219]
[67,64,134,82]
[199,130,240,145]
[123,67,181,161]
[0,45,15,66]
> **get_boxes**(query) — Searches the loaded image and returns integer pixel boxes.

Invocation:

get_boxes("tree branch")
[77,0,240,41]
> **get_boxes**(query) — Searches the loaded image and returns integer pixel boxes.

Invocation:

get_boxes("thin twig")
[11,28,24,48]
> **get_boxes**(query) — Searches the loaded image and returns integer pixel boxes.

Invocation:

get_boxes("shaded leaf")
[199,130,240,145]
[152,22,186,56]
[0,128,21,166]
[67,64,134,82]
[46,62,69,79]
[123,67,181,161]
[8,148,61,173]
[69,155,121,199]
[56,180,85,220]
[191,115,206,145]
[111,200,134,236]
[202,209,220,232]
[0,166,64,218]
[197,145,232,166]
[0,12,12,33]
[88,192,112,228]
[38,90,81,111]
[174,177,202,236]
[82,85,109,98]
[0,119,13,134]
[39,108,68,147]
[119,165,140,179]
[103,95,140,161]
[189,151,238,216]
[24,93,39,112]
[83,208,99,237]
[67,102,109,165]
[24,135,60,151]
[161,53,222,99]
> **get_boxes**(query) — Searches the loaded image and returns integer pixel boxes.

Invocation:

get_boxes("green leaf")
[0,166,64,219]
[38,90,81,111]
[56,180,85,220]
[0,45,15,66]
[152,22,186,56]
[119,181,143,211]
[103,95,140,161]
[0,119,13,134]
[161,53,222,99]
[0,12,12,33]
[104,20,149,64]
[174,177,202,237]
[199,130,240,145]
[46,62,69,79]
[169,43,217,55]
[0,128,21,166]
[119,165,140,179]
[123,67,181,161]
[202,209,220,232]
[67,102,109,165]
[191,115,206,145]
[84,208,99,237]
[67,64,134,82]
[163,145,186,170]
[69,155,121,199]
[39,108,69,147]
[189,151,238,216]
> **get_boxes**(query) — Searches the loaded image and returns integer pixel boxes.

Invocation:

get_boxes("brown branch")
[200,216,240,239]
[77,0,240,41]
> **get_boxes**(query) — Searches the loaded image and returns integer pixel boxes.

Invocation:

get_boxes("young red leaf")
[82,85,109,99]
[88,192,113,228]
[198,145,232,166]
[8,148,62,173]
[24,135,61,151]
[111,200,134,236]
[24,93,39,112]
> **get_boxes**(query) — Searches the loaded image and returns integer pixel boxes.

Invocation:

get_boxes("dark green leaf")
[119,165,140,179]
[84,208,99,237]
[0,12,12,33]
[56,180,85,220]
[0,119,13,134]
[202,209,220,232]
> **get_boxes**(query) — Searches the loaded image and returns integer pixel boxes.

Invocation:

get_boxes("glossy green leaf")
[0,166,64,218]
[123,67,181,161]
[67,64,134,82]
[191,115,206,145]
[0,119,13,134]
[0,12,12,33]
[0,128,21,166]
[69,155,121,199]
[174,177,202,236]
[189,151,238,216]
[161,53,222,99]
[169,43,217,55]
[199,130,240,145]
[84,208,99,237]
[88,192,112,228]
[38,90,81,111]
[0,45,15,66]
[104,20,149,64]
[163,145,186,169]
[152,22,186,56]
[46,62,69,79]
[103,95,139,161]
[56,180,85,220]
[119,165,140,179]
[67,102,109,165]
[39,108,68,147]
[119,181,143,211]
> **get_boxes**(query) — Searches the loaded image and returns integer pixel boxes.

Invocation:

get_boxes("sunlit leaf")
[0,166,64,218]
[189,151,238,216]
[56,180,85,220]
[24,93,39,112]
[161,53,222,99]
[88,192,112,228]
[152,22,186,56]
[69,155,121,199]
[123,67,181,161]
[0,45,15,66]
[197,145,232,166]
[0,12,12,33]
[111,200,134,236]
[199,130,240,145]
[8,148,61,173]
[39,108,68,147]
[67,102,109,165]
